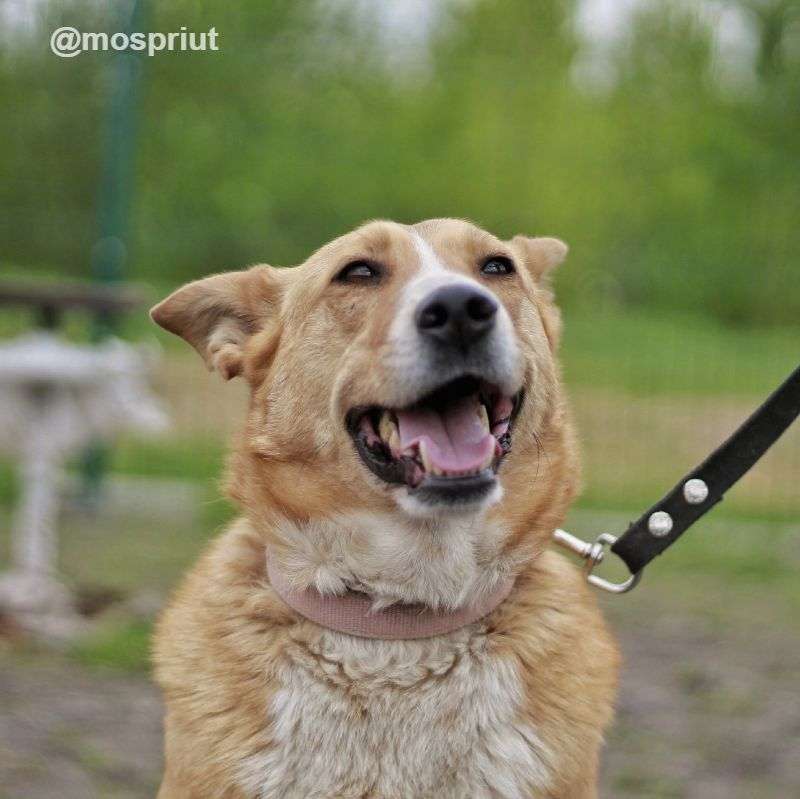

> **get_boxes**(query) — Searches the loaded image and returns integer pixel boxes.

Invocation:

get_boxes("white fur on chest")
[238,626,551,799]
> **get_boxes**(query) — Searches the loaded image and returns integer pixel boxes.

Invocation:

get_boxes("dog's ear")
[150,265,284,380]
[509,236,568,281]
[509,236,568,350]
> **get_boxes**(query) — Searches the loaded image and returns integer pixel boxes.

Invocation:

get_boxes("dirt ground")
[2,591,798,799]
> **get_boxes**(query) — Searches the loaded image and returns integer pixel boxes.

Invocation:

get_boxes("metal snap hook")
[553,529,642,594]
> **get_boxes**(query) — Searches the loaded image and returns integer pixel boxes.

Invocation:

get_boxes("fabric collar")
[267,554,515,640]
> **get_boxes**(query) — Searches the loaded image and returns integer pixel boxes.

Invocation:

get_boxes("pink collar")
[267,555,515,640]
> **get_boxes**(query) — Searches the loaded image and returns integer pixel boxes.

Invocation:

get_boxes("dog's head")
[153,219,577,574]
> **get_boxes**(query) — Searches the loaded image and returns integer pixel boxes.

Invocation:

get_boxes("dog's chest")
[238,627,551,799]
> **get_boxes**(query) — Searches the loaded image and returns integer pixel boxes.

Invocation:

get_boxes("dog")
[150,218,618,798]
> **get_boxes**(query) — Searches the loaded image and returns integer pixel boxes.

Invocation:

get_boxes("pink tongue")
[396,395,496,474]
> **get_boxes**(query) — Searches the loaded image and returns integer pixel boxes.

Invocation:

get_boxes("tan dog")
[151,219,618,799]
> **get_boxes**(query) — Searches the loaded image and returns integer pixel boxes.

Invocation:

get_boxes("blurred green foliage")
[1,0,799,325]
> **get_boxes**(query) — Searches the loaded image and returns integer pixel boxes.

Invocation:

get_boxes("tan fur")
[152,219,619,798]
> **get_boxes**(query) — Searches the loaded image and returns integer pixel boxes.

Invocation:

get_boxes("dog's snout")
[415,285,498,347]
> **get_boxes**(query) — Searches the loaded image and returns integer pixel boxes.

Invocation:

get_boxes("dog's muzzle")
[346,280,524,509]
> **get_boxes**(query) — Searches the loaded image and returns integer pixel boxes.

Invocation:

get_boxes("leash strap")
[610,362,800,575]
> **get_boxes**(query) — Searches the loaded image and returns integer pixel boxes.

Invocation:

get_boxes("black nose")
[416,284,498,348]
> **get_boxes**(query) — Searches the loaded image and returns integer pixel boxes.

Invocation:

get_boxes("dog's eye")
[481,256,515,276]
[336,260,381,283]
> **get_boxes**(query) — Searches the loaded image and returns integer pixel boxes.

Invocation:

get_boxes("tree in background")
[0,0,797,325]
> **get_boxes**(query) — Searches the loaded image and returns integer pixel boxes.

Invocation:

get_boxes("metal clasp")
[553,529,642,594]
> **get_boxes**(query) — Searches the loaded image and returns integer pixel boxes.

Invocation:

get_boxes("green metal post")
[82,0,147,503]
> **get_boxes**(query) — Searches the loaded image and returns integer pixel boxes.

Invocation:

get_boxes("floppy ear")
[510,236,568,281]
[150,265,283,380]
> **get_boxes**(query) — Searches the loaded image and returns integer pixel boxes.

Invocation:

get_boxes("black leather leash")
[554,362,800,593]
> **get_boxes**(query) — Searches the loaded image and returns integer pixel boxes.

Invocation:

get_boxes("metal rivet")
[648,511,673,538]
[683,478,709,505]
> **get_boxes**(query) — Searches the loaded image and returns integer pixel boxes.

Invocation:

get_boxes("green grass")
[70,620,153,673]
[575,482,799,525]
[562,307,799,397]
[567,508,800,628]
[0,438,225,500]
[0,461,15,506]
[111,436,226,483]
[109,437,236,533]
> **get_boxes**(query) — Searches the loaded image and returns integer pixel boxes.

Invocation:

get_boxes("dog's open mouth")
[346,375,522,503]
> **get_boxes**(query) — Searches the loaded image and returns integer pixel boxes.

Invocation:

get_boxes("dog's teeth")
[379,412,398,444]
[419,440,433,473]
[477,402,490,431]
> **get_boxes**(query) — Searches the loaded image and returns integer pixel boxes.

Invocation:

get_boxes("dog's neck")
[263,510,529,611]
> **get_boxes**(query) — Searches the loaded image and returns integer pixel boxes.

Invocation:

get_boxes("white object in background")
[0,332,168,637]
